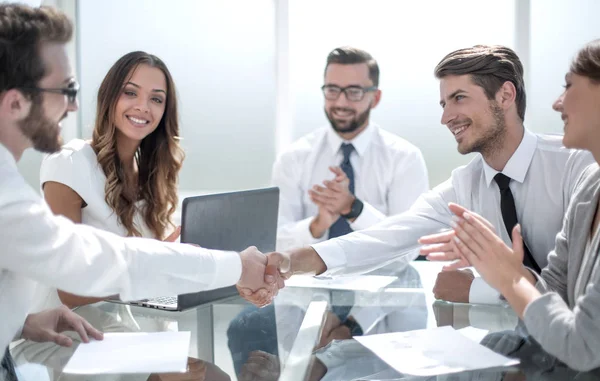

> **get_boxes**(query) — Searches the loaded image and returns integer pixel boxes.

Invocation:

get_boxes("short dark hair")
[325,46,380,87]
[571,39,600,84]
[434,45,526,122]
[0,4,73,98]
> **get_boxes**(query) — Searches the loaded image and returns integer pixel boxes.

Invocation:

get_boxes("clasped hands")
[236,247,293,307]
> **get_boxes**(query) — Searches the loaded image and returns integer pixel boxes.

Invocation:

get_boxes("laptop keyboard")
[148,296,177,305]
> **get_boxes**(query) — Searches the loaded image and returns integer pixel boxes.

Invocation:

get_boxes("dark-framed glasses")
[20,81,80,104]
[321,84,377,102]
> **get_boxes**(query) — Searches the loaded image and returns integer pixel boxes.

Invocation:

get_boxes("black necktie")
[494,173,541,273]
[328,143,355,239]
[1,347,18,381]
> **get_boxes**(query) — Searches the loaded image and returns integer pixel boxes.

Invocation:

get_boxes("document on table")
[354,326,518,376]
[458,326,489,344]
[63,331,190,374]
[285,275,396,292]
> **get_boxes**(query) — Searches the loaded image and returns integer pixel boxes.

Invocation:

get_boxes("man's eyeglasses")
[20,81,80,104]
[321,85,377,102]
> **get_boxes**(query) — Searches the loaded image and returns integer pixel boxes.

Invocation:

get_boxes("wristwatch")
[341,197,364,219]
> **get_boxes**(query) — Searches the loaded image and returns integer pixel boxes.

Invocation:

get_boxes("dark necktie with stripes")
[328,143,355,239]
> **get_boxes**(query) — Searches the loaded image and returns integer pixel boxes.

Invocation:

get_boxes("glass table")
[9,262,600,380]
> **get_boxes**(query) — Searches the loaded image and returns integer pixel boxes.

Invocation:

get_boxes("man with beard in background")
[226,48,429,378]
[273,46,429,251]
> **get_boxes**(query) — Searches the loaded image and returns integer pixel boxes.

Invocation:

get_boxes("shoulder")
[534,133,582,160]
[275,128,327,164]
[40,139,100,190]
[42,139,97,170]
[449,154,483,180]
[571,163,600,202]
[372,126,422,156]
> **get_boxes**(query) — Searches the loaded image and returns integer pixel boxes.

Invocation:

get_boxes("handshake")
[235,247,292,307]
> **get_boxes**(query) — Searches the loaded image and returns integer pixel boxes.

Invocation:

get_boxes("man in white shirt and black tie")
[273,46,429,250]
[256,45,594,308]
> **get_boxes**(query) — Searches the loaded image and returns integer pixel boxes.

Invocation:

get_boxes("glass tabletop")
[9,262,600,380]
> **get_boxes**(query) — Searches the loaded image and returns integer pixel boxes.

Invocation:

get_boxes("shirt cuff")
[469,277,502,305]
[311,239,347,277]
[208,250,242,289]
[348,201,385,231]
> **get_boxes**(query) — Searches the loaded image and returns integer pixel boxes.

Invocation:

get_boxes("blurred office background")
[18,0,600,194]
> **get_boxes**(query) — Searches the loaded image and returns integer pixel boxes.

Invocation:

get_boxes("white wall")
[77,0,276,193]
[16,0,600,193]
[528,0,600,134]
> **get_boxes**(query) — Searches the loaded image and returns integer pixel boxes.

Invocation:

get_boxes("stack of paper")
[355,326,518,376]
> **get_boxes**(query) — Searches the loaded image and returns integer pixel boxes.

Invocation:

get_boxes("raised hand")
[448,206,534,293]
[309,166,355,216]
[419,203,498,270]
[419,229,469,271]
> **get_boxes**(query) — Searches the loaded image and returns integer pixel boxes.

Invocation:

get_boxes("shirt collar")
[326,123,376,157]
[0,142,17,169]
[482,128,537,186]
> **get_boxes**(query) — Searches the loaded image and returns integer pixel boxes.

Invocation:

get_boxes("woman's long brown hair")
[91,51,183,239]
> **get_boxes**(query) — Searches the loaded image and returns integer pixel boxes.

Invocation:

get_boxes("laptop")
[125,187,279,311]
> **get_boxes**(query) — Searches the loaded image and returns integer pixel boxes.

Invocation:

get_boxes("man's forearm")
[289,246,327,275]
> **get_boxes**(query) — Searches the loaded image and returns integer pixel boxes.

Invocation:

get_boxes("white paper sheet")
[355,326,519,376]
[458,326,490,344]
[63,331,190,374]
[285,275,396,292]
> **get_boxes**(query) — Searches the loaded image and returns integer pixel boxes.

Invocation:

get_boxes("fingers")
[60,309,90,343]
[512,224,525,261]
[323,180,345,193]
[264,263,278,284]
[163,226,182,242]
[310,185,336,200]
[419,242,454,256]
[51,332,73,347]
[442,258,470,271]
[418,229,454,245]
[236,286,271,307]
[328,166,347,180]
[452,234,481,267]
[82,318,104,341]
[267,251,291,274]
[452,216,486,255]
[460,212,502,243]
[448,203,496,232]
[308,191,337,211]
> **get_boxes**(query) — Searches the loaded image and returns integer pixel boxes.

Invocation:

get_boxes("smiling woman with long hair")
[37,51,184,309]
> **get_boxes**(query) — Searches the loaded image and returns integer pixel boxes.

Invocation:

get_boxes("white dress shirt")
[313,129,595,304]
[31,139,158,312]
[273,123,429,250]
[0,142,241,352]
